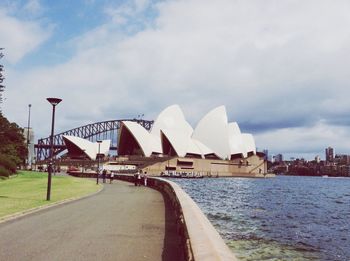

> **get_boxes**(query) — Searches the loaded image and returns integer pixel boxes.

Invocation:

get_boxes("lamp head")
[96,140,102,143]
[46,98,62,106]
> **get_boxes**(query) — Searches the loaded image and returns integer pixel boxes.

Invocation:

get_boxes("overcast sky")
[1,0,350,160]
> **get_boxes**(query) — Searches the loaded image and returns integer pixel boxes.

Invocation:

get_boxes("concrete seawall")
[115,174,237,261]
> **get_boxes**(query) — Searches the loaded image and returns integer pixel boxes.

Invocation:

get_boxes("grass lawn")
[0,171,101,218]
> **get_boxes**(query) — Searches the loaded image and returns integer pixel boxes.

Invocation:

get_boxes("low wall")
[115,174,237,261]
[140,155,267,177]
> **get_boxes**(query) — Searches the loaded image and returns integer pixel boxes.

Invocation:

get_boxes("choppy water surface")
[171,176,350,261]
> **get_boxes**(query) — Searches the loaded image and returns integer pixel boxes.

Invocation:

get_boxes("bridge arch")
[35,119,153,161]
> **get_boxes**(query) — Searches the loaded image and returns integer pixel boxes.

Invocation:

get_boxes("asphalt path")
[0,180,183,261]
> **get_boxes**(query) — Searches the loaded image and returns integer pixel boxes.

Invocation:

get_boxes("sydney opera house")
[63,136,111,160]
[63,105,267,177]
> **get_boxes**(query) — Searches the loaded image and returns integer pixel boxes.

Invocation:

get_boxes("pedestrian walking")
[144,171,148,186]
[102,169,107,183]
[110,172,114,184]
[134,173,138,186]
[137,171,142,186]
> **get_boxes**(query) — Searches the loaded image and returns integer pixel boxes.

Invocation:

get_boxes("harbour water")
[171,176,350,261]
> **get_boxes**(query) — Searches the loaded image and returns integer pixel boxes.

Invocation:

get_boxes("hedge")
[0,154,17,174]
[0,166,10,178]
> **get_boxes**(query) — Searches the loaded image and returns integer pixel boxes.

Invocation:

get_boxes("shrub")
[0,165,10,178]
[0,154,17,174]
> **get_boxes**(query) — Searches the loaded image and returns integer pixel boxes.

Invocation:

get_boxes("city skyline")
[1,0,350,160]
[263,146,341,163]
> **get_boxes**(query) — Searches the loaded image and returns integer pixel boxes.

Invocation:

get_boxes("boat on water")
[322,175,329,178]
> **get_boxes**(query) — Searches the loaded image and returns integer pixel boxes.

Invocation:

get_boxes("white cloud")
[0,8,51,64]
[104,0,151,25]
[3,0,350,158]
[23,0,43,15]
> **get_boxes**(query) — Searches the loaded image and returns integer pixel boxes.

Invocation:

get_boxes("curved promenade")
[0,176,237,261]
[0,181,183,261]
[114,175,238,261]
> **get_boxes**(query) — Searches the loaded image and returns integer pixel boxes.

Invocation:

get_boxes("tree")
[0,48,4,111]
[0,113,27,177]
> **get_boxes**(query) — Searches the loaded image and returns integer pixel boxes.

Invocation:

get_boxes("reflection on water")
[172,176,350,261]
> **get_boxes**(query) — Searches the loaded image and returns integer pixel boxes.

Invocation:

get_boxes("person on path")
[138,171,142,186]
[144,171,148,186]
[110,172,114,184]
[134,172,138,186]
[102,169,107,183]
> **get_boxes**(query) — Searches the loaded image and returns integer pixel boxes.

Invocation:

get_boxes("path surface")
[0,180,183,261]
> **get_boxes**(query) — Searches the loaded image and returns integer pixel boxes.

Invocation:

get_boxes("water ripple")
[172,176,350,261]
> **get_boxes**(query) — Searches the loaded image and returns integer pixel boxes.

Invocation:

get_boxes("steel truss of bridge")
[35,119,153,161]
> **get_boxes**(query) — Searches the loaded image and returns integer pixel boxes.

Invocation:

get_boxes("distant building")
[274,154,283,163]
[263,149,269,161]
[334,154,350,165]
[325,147,334,163]
[23,127,35,166]
[315,155,321,163]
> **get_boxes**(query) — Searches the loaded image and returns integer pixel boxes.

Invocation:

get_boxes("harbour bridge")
[34,119,153,161]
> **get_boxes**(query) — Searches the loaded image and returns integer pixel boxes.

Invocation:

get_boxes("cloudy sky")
[1,0,350,160]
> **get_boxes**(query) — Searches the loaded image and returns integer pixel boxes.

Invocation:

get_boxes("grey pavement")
[0,180,183,261]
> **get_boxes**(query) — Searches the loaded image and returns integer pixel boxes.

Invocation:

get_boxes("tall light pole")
[27,104,31,169]
[96,140,102,185]
[46,98,62,201]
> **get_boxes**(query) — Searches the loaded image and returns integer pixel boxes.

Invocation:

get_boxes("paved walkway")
[0,180,183,261]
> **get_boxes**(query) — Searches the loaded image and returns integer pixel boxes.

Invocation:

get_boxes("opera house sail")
[63,136,110,160]
[62,104,266,177]
[115,105,265,177]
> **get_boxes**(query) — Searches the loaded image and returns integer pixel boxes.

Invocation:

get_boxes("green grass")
[0,171,101,218]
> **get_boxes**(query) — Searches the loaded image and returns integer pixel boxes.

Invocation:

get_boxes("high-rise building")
[274,154,283,163]
[263,149,268,161]
[23,127,35,166]
[325,147,334,163]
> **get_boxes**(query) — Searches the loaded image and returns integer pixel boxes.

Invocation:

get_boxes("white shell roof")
[100,140,111,156]
[186,139,206,156]
[192,106,231,159]
[228,122,247,158]
[161,129,204,157]
[151,104,193,137]
[192,139,214,156]
[153,104,205,157]
[121,121,162,156]
[121,121,151,156]
[161,129,188,157]
[63,135,110,160]
[117,104,256,159]
[242,133,256,154]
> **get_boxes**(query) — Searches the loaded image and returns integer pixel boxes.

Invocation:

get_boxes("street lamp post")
[96,140,102,185]
[27,104,31,169]
[46,98,62,201]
